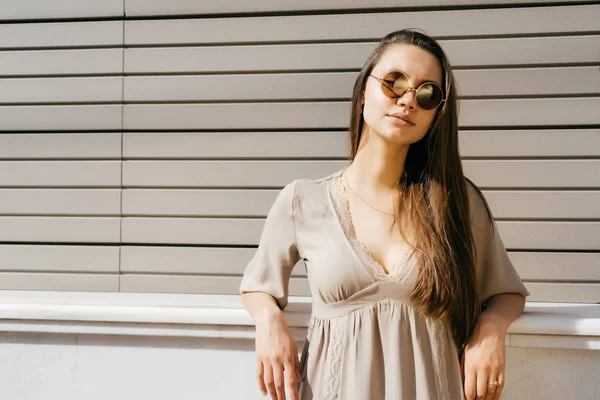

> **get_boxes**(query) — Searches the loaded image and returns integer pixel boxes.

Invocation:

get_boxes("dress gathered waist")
[310,280,417,320]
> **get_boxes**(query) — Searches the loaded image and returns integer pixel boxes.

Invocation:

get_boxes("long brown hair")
[349,29,493,352]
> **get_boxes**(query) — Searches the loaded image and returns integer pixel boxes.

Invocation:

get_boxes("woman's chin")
[378,128,424,146]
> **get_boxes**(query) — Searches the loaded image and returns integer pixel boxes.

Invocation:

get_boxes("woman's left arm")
[461,293,526,400]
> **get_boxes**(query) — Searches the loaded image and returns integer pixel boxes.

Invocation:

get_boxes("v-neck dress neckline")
[326,168,417,285]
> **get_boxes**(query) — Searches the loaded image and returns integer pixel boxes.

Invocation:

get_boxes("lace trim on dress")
[426,317,450,400]
[322,317,345,400]
[328,173,416,283]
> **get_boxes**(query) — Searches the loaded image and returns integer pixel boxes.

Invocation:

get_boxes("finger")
[284,361,299,400]
[492,373,505,400]
[476,371,489,400]
[295,356,303,382]
[459,352,464,383]
[463,368,476,400]
[272,361,286,400]
[256,358,267,396]
[263,363,277,400]
[484,376,497,400]
[459,352,465,382]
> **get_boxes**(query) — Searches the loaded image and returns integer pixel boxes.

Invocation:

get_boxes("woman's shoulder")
[293,167,344,193]
[282,168,344,216]
[464,177,482,203]
[463,177,494,229]
[276,169,341,203]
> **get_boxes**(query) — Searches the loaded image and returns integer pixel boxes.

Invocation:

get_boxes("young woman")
[240,29,529,400]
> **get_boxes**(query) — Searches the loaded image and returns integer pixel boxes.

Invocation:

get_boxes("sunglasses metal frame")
[369,72,446,110]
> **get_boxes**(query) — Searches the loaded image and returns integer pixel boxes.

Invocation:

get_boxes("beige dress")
[239,168,529,400]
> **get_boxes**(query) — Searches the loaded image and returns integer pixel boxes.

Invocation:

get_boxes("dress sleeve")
[239,180,300,310]
[467,182,530,305]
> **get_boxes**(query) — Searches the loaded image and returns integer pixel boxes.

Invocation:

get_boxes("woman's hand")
[255,310,303,400]
[461,314,508,400]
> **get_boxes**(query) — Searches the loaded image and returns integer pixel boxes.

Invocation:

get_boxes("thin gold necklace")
[342,169,396,217]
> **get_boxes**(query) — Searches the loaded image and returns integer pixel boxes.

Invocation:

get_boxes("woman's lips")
[388,115,415,126]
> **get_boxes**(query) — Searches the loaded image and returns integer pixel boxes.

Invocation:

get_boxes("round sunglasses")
[369,71,446,110]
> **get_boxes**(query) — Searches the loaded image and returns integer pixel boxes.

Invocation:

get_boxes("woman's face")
[362,44,444,146]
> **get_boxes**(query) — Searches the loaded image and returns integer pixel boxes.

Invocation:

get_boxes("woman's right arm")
[239,181,303,399]
[242,292,303,400]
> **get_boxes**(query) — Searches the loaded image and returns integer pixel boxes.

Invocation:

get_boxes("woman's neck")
[346,130,409,195]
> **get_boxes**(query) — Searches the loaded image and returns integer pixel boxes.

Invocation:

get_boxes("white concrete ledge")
[0,291,598,350]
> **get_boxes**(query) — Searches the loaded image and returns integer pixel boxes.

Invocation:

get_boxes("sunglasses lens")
[380,73,408,98]
[416,83,443,110]
[390,74,410,96]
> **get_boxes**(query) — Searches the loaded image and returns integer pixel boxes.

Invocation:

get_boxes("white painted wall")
[2,332,600,399]
[1,333,599,400]
[0,292,598,399]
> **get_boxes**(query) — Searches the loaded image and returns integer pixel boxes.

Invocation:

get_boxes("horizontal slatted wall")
[120,1,600,303]
[0,2,124,291]
[1,1,599,302]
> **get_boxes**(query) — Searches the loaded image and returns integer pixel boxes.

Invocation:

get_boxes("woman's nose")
[397,88,417,110]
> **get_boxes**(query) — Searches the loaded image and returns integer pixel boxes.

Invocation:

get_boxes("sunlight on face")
[362,44,444,146]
